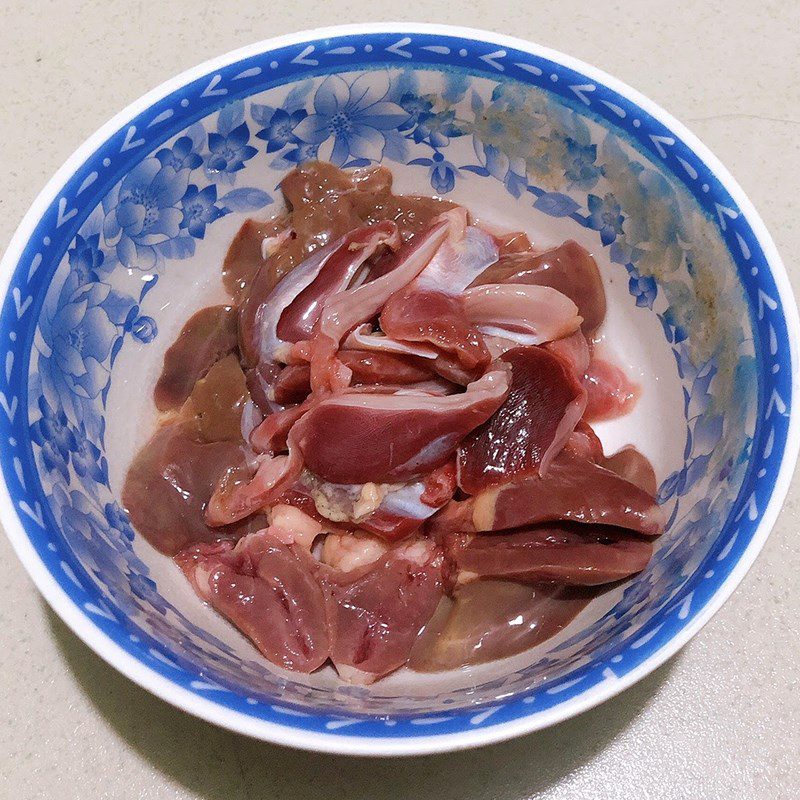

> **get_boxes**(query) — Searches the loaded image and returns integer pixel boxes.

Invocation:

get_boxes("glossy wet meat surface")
[153,305,238,411]
[123,161,663,682]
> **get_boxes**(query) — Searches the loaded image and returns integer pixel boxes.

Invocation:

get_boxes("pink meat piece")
[602,445,658,496]
[221,217,292,303]
[292,367,509,484]
[250,400,313,454]
[174,530,329,672]
[272,350,438,405]
[276,220,400,343]
[381,290,490,376]
[154,305,238,412]
[457,346,587,494]
[122,423,265,556]
[584,357,640,421]
[271,364,314,406]
[320,538,444,683]
[366,378,458,396]
[565,421,606,462]
[245,361,285,416]
[545,330,591,381]
[471,240,607,334]
[380,209,498,376]
[444,523,653,587]
[205,444,303,526]
[431,449,665,538]
[401,209,499,295]
[357,461,458,541]
[310,220,451,392]
[462,284,582,346]
[408,580,590,672]
[239,222,400,366]
[339,350,436,385]
[342,324,438,359]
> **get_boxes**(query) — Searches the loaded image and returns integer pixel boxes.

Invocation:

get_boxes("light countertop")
[1,2,799,798]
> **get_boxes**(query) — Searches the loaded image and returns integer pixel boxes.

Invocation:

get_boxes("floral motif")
[409,152,460,194]
[629,272,658,308]
[29,397,76,481]
[130,314,158,343]
[102,159,189,270]
[156,135,203,172]
[70,422,108,483]
[255,107,308,152]
[207,122,258,175]
[180,184,223,238]
[561,139,600,189]
[292,73,410,166]
[587,193,625,245]
[37,268,134,432]
[68,234,106,282]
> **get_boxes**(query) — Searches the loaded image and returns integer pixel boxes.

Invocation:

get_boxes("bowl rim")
[1,22,798,757]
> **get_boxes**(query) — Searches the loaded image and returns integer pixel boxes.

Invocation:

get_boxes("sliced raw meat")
[122,422,264,555]
[205,443,303,527]
[276,220,400,344]
[471,241,606,334]
[340,350,436,385]
[154,305,238,412]
[565,421,605,462]
[281,161,456,254]
[358,461,458,541]
[240,222,400,366]
[342,324,438,359]
[445,523,653,587]
[545,330,591,380]
[493,230,534,254]
[293,368,509,484]
[602,446,658,496]
[182,354,249,443]
[458,346,586,493]
[408,580,592,671]
[584,357,640,421]
[463,284,581,345]
[272,351,436,404]
[310,220,451,392]
[129,160,666,681]
[320,539,444,683]
[382,290,489,375]
[405,209,499,294]
[271,364,313,406]
[245,361,284,416]
[250,398,315,454]
[222,216,292,302]
[359,378,459,396]
[473,451,663,534]
[380,210,497,375]
[432,449,665,538]
[174,530,329,672]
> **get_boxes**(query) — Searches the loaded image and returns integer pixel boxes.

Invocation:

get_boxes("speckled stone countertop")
[1,2,799,798]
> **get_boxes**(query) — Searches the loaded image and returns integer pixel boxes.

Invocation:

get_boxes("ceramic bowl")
[1,24,797,756]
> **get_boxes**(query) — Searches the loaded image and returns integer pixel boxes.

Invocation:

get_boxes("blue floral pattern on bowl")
[0,30,793,750]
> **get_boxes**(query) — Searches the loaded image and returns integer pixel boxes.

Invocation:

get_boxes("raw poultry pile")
[123,162,664,683]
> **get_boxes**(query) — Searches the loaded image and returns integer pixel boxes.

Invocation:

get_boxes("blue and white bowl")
[1,24,797,756]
